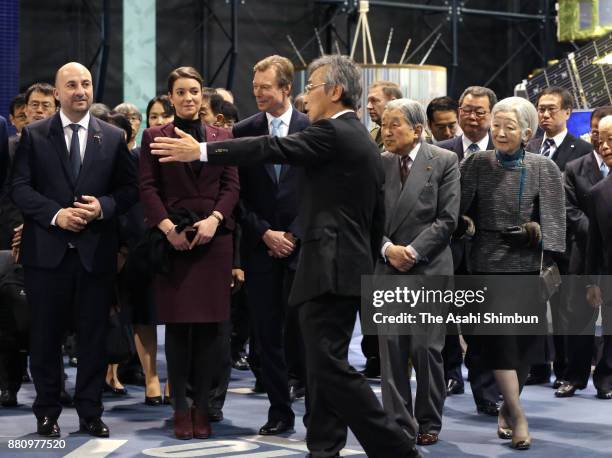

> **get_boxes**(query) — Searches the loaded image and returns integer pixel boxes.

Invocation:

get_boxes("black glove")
[453,215,475,240]
[501,222,541,249]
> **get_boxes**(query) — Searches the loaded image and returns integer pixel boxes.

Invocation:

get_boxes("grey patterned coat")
[459,150,566,273]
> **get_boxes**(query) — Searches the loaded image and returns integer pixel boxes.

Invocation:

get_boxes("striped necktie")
[540,138,555,158]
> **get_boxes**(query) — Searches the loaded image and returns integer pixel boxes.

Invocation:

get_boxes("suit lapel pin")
[93,134,102,144]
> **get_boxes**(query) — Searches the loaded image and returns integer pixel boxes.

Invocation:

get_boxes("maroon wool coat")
[139,122,239,323]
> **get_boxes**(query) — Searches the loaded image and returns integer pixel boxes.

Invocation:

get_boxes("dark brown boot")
[192,407,211,439]
[173,410,193,440]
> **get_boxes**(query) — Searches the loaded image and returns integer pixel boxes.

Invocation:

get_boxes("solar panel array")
[525,33,612,109]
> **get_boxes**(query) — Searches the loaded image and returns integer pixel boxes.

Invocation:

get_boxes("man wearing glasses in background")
[24,83,58,124]
[437,86,502,417]
[524,86,592,389]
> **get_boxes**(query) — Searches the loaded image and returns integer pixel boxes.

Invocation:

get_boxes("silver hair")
[598,114,612,131]
[113,102,142,120]
[385,98,427,129]
[308,55,362,110]
[491,96,538,142]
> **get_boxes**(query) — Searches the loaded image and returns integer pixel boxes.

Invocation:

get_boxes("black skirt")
[472,271,546,370]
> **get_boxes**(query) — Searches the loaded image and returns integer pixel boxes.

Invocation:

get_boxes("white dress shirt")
[381,142,422,263]
[51,111,91,226]
[60,110,89,161]
[540,129,568,161]
[462,133,490,156]
[265,105,293,137]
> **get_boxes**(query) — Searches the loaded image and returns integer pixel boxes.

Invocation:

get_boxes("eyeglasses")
[536,106,560,115]
[459,107,488,118]
[304,82,327,94]
[127,114,142,122]
[28,101,55,110]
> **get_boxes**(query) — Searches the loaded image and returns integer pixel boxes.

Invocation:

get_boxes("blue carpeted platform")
[1,324,611,457]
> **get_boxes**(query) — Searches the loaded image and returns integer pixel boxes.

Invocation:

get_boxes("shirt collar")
[594,150,605,168]
[543,128,567,148]
[462,133,489,153]
[59,110,90,131]
[400,142,421,162]
[331,109,354,119]
[266,105,293,128]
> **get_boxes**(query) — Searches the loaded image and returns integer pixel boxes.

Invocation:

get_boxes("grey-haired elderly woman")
[114,102,142,151]
[458,96,565,449]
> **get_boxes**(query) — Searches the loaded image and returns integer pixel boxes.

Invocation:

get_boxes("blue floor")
[1,324,611,457]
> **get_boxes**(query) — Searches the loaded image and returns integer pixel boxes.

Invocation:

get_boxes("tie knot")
[271,118,282,129]
[401,155,411,166]
[468,143,479,153]
[545,138,555,147]
[69,123,80,133]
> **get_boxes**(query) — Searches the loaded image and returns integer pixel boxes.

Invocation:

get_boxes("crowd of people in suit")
[0,52,610,458]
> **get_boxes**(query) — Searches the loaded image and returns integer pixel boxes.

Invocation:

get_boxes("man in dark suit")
[152,54,421,458]
[582,114,612,400]
[437,86,501,416]
[525,86,593,387]
[0,115,8,194]
[11,62,137,438]
[232,55,309,435]
[557,107,612,398]
[376,98,460,446]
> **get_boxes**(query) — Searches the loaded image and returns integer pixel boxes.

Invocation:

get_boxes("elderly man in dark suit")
[11,62,137,438]
[525,86,593,387]
[232,54,309,435]
[437,86,501,415]
[151,54,421,458]
[376,98,460,446]
[583,114,612,400]
[557,107,612,398]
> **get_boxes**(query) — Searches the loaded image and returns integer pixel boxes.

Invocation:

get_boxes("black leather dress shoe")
[289,384,306,402]
[555,383,579,398]
[524,372,550,386]
[446,379,464,395]
[145,396,162,406]
[37,417,60,437]
[208,410,224,422]
[596,390,612,399]
[80,417,109,437]
[360,357,381,378]
[232,355,250,371]
[163,395,172,405]
[0,390,17,407]
[258,419,294,435]
[552,378,567,389]
[476,401,500,416]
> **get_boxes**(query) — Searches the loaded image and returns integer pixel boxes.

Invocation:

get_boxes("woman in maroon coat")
[139,66,239,440]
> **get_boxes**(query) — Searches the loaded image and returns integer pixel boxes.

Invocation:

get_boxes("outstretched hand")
[151,127,201,163]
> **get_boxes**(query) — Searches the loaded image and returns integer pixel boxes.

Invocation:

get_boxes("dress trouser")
[299,294,415,458]
[379,325,446,439]
[25,250,112,420]
[246,263,298,423]
[208,320,231,414]
[442,331,464,385]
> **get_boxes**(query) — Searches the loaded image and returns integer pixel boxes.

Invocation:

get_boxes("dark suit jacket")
[232,109,309,273]
[207,112,385,306]
[11,113,137,273]
[586,175,612,276]
[564,152,605,274]
[436,134,493,162]
[526,132,592,172]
